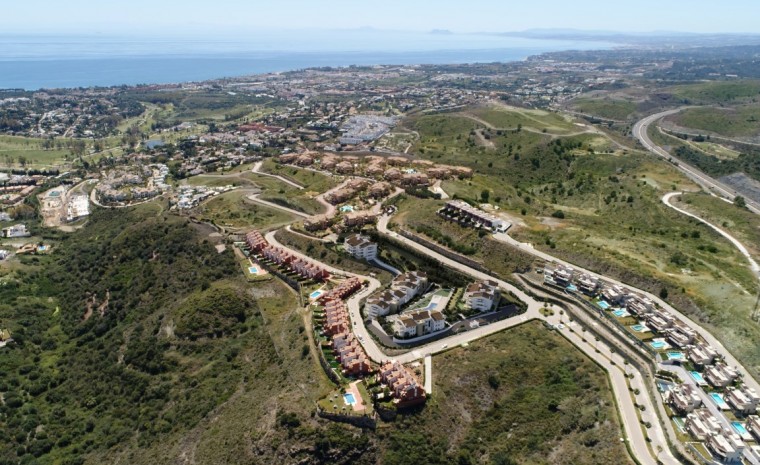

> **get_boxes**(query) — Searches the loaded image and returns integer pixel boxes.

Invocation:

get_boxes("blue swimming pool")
[310,290,323,299]
[650,340,666,349]
[613,309,629,317]
[344,393,356,405]
[632,324,649,332]
[566,284,578,292]
[340,205,354,212]
[690,371,706,384]
[711,393,729,409]
[732,422,749,435]
[597,301,610,310]
[248,266,258,274]
[667,351,685,361]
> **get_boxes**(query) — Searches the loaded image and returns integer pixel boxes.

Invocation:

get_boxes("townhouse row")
[246,230,331,281]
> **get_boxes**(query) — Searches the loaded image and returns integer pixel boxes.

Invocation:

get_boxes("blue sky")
[4,0,759,35]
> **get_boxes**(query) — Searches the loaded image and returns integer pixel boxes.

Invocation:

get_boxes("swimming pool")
[710,393,729,409]
[632,324,649,332]
[650,340,667,349]
[732,422,749,436]
[343,393,356,406]
[566,284,578,292]
[667,351,685,361]
[310,290,323,299]
[340,205,354,212]
[597,301,610,310]
[613,309,629,317]
[690,371,707,384]
[424,302,438,310]
[248,266,258,274]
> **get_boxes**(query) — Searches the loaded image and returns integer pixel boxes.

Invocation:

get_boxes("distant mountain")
[430,29,454,35]
[499,29,760,48]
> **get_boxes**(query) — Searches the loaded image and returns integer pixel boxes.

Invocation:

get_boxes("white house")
[2,224,29,238]
[706,430,745,463]
[666,384,703,414]
[725,385,760,414]
[344,234,377,260]
[687,344,719,366]
[705,363,740,388]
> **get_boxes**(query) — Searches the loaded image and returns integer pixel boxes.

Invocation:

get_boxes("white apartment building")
[344,234,378,260]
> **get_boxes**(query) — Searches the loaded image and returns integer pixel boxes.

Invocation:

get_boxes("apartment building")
[464,280,500,312]
[365,271,428,318]
[303,214,333,232]
[645,309,676,333]
[332,331,371,377]
[344,234,378,260]
[319,277,362,302]
[665,325,696,348]
[576,273,600,294]
[438,200,509,232]
[343,210,378,228]
[626,294,654,316]
[246,230,268,252]
[600,284,628,305]
[391,309,446,338]
[378,360,426,406]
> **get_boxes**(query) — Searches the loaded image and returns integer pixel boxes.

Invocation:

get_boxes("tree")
[659,287,669,299]
[480,189,490,203]
[735,196,747,209]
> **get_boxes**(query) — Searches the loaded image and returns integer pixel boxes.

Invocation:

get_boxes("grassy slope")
[376,322,633,465]
[667,80,760,104]
[406,109,760,381]
[192,190,296,230]
[670,105,760,138]
[569,98,638,121]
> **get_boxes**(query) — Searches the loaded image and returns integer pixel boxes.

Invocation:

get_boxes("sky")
[3,0,759,35]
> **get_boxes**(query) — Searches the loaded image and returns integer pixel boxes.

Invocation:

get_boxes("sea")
[0,31,615,90]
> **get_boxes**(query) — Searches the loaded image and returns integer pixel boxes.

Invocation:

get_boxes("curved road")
[632,109,760,214]
[663,191,760,280]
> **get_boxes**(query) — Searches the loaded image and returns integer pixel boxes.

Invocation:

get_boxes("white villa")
[666,384,703,414]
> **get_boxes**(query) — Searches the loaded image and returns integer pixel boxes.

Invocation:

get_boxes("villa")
[391,309,446,338]
[544,264,574,286]
[667,384,703,414]
[601,284,628,305]
[705,363,741,388]
[705,430,745,463]
[665,326,696,348]
[645,310,675,333]
[685,409,722,441]
[576,273,600,294]
[626,294,654,316]
[725,385,760,414]
[747,415,760,441]
[1,224,30,238]
[368,181,393,198]
[687,344,719,366]
[464,280,500,312]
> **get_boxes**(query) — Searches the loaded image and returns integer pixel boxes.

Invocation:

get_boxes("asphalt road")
[632,109,760,214]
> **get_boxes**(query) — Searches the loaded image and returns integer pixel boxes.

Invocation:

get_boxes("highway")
[632,109,760,214]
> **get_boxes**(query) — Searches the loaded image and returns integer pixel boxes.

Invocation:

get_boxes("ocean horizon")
[0,32,614,90]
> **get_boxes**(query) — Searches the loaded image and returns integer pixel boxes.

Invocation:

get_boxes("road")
[663,191,760,280]
[632,109,760,214]
[247,165,688,465]
[251,161,305,190]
